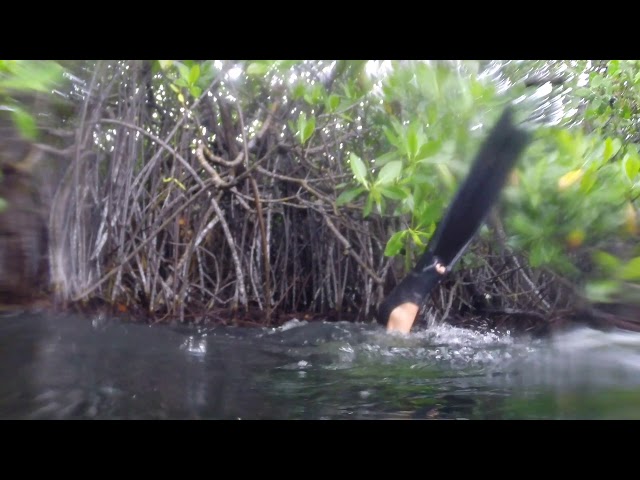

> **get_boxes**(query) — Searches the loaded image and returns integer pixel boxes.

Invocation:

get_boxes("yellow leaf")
[558,169,584,190]
[566,229,585,249]
[625,202,638,236]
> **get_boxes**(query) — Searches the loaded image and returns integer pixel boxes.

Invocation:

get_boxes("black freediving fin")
[377,106,532,325]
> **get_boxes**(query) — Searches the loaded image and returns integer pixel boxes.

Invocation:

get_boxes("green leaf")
[374,151,399,167]
[588,99,603,118]
[379,186,407,200]
[297,113,315,145]
[336,187,364,206]
[292,83,306,100]
[0,60,63,93]
[169,83,180,93]
[176,62,190,82]
[327,94,340,112]
[12,108,38,140]
[158,60,174,70]
[574,87,592,98]
[403,192,415,212]
[529,244,548,268]
[296,114,307,144]
[275,60,300,70]
[603,137,622,162]
[197,61,217,87]
[409,229,427,248]
[416,199,444,228]
[585,279,621,302]
[470,78,490,100]
[556,129,577,157]
[406,124,419,160]
[188,64,201,85]
[178,93,185,104]
[247,62,270,76]
[511,213,540,238]
[370,186,384,215]
[579,169,598,194]
[375,160,403,186]
[311,84,324,104]
[623,152,640,181]
[383,126,402,150]
[302,116,315,144]
[436,163,456,191]
[349,153,369,188]
[384,230,408,256]
[416,63,439,97]
[370,184,381,203]
[174,78,189,88]
[363,194,373,218]
[620,257,640,281]
[190,85,202,98]
[593,250,622,274]
[415,139,442,160]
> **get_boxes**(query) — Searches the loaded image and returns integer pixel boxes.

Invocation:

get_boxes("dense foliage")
[2,59,640,329]
[0,60,66,211]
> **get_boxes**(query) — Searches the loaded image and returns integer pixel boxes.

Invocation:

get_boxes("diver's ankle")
[386,302,419,334]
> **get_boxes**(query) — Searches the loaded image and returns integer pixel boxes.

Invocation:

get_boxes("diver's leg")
[379,107,531,333]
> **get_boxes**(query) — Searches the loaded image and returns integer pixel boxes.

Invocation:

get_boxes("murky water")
[2,311,640,419]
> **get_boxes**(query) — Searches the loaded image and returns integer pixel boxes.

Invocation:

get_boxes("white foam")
[276,319,308,332]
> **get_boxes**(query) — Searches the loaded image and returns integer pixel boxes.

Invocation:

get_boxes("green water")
[2,312,640,419]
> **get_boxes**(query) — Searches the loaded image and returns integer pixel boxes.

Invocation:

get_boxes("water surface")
[2,311,640,419]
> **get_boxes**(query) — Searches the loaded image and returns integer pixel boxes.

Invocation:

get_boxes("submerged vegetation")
[1,60,640,333]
